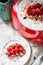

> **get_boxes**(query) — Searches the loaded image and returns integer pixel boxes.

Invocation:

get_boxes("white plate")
[0,36,31,65]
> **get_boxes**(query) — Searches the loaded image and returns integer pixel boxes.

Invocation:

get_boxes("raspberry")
[19,47,24,53]
[15,44,22,48]
[35,3,41,8]
[26,6,31,15]
[9,46,13,50]
[36,8,40,15]
[31,5,35,9]
[14,47,19,53]
[32,9,36,15]
[10,49,16,55]
[36,9,43,15]
[7,47,11,52]
[11,45,15,49]
[6,52,12,57]
[39,10,43,15]
[41,7,43,11]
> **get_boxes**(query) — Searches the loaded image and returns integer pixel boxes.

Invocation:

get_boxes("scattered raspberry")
[15,44,22,48]
[32,9,36,15]
[41,7,43,10]
[39,9,43,15]
[35,3,41,8]
[10,49,15,55]
[14,47,19,53]
[31,5,36,9]
[36,9,43,15]
[19,47,24,53]
[6,52,12,57]
[26,6,31,15]
[36,8,40,15]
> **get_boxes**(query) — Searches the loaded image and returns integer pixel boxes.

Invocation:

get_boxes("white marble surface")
[0,18,43,65]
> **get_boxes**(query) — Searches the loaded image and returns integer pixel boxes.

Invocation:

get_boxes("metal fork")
[37,56,43,65]
[32,56,43,65]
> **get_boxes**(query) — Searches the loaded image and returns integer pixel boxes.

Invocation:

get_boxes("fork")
[32,56,43,65]
[37,56,43,65]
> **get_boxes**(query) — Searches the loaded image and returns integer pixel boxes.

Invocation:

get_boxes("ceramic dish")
[0,37,31,65]
[12,0,43,44]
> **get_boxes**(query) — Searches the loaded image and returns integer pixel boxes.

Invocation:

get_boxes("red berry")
[41,7,43,11]
[6,52,12,57]
[19,47,24,53]
[36,8,40,15]
[39,10,43,15]
[11,45,15,49]
[31,5,35,9]
[7,47,11,52]
[26,6,31,15]
[10,49,15,55]
[15,44,22,48]
[32,9,36,15]
[14,47,19,53]
[35,3,41,8]
[9,46,13,50]
[36,9,43,15]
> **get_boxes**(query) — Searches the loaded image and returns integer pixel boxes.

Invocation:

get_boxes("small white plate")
[0,36,31,65]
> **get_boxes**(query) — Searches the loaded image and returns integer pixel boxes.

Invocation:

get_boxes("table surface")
[0,18,43,65]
